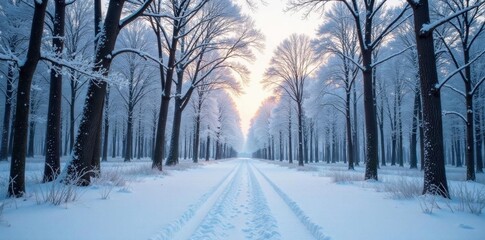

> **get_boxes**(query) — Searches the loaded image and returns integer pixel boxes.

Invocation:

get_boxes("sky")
[233,0,321,138]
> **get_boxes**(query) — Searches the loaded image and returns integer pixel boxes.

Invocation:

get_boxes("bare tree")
[113,22,154,162]
[407,0,449,197]
[64,0,152,185]
[43,0,66,182]
[290,0,410,180]
[434,0,485,180]
[5,0,49,197]
[264,34,319,166]
[165,0,260,165]
[315,4,360,170]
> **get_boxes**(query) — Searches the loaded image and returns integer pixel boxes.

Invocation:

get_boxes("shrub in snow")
[451,183,485,215]
[382,176,422,199]
[91,168,127,200]
[327,170,363,183]
[416,184,451,214]
[33,169,87,206]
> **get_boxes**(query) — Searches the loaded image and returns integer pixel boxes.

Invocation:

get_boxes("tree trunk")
[8,0,48,197]
[166,68,184,166]
[363,49,379,180]
[65,0,135,185]
[102,87,110,161]
[409,0,449,197]
[192,109,201,163]
[297,103,304,166]
[152,24,180,170]
[410,84,420,169]
[27,115,36,158]
[43,0,65,182]
[0,63,14,161]
[465,85,475,180]
[288,111,293,164]
[205,126,210,161]
[346,90,354,170]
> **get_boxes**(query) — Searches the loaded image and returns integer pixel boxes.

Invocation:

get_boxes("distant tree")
[264,34,319,166]
[112,22,154,162]
[314,4,360,169]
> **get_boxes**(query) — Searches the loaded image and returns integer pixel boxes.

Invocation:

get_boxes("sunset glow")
[234,1,321,138]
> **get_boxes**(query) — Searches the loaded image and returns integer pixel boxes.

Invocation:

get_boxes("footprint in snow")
[458,224,474,230]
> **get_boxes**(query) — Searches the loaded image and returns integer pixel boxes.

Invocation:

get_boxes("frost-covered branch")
[443,111,467,123]
[370,45,414,68]
[120,0,153,29]
[420,3,483,36]
[436,49,485,90]
[111,48,167,70]
[443,84,465,97]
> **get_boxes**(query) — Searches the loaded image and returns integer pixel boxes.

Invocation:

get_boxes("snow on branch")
[40,54,109,82]
[436,49,485,90]
[111,48,167,70]
[443,111,467,123]
[443,84,465,97]
[420,3,483,36]
[370,45,414,68]
[119,0,153,29]
[471,75,485,96]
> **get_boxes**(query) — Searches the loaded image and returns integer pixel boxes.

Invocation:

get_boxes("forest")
[0,0,484,203]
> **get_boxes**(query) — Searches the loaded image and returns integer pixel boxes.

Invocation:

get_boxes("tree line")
[0,0,259,197]
[247,0,484,198]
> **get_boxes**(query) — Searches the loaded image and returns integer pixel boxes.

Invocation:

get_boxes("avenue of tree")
[0,0,484,199]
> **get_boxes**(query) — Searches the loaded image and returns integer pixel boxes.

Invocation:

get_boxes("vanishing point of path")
[151,159,329,240]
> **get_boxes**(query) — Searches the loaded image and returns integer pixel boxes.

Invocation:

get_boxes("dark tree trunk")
[408,0,449,197]
[102,87,109,161]
[353,87,359,166]
[315,132,319,163]
[152,24,180,170]
[0,63,14,161]
[166,69,184,166]
[297,103,304,166]
[65,0,149,185]
[8,0,48,197]
[363,48,379,180]
[27,115,36,158]
[464,80,475,180]
[205,126,210,161]
[288,111,293,164]
[410,84,420,169]
[192,109,201,163]
[346,90,354,170]
[124,104,134,162]
[43,0,65,182]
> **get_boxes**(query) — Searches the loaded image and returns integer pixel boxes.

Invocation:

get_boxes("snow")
[1,158,484,240]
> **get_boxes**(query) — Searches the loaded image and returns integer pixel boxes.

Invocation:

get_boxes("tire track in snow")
[150,162,242,240]
[250,162,330,240]
[188,161,244,240]
[244,161,281,240]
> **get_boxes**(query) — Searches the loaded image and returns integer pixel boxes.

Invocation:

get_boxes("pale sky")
[233,0,321,138]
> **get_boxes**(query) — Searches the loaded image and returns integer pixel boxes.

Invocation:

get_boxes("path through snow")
[151,159,328,240]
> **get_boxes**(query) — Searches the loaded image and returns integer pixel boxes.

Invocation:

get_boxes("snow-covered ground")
[1,157,484,240]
